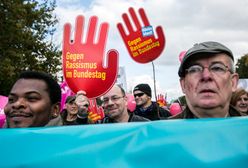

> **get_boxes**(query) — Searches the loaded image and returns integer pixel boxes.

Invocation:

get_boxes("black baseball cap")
[178,41,234,77]
[66,96,76,103]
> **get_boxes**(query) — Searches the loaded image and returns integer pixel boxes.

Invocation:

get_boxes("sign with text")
[142,26,154,37]
[117,7,166,63]
[63,15,119,98]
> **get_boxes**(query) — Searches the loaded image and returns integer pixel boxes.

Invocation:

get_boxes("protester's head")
[75,91,89,118]
[133,83,152,107]
[4,71,61,128]
[65,96,78,115]
[230,88,248,113]
[178,41,239,117]
[102,85,128,121]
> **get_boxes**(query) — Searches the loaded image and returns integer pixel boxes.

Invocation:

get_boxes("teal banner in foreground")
[1,117,248,168]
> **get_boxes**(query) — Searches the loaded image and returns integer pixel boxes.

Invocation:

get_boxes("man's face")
[180,54,239,112]
[133,91,149,107]
[77,103,89,118]
[66,101,78,115]
[235,94,248,113]
[4,79,55,128]
[102,86,127,119]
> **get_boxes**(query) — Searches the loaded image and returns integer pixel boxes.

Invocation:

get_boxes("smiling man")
[4,71,62,128]
[101,85,149,123]
[171,41,241,119]
[133,84,171,120]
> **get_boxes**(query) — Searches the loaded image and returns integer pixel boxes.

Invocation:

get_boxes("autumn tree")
[235,54,248,79]
[0,0,61,96]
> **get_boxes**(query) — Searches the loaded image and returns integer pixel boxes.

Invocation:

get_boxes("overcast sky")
[53,0,248,101]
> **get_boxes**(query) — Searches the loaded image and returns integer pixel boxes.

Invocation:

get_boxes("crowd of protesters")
[1,41,248,128]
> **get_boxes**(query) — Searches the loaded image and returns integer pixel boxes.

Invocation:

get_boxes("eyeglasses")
[185,63,232,77]
[134,92,145,98]
[102,96,124,104]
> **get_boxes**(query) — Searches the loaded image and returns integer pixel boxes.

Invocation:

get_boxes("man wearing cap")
[171,41,241,119]
[133,83,171,120]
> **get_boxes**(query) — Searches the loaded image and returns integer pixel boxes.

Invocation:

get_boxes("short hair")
[230,88,248,106]
[17,71,61,104]
[116,84,126,96]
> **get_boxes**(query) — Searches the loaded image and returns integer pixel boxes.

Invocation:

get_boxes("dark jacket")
[101,112,150,123]
[169,105,242,119]
[134,101,171,121]
[60,109,89,125]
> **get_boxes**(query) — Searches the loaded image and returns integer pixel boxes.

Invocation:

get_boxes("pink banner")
[0,95,8,128]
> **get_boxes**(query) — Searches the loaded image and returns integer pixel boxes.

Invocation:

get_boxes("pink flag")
[60,81,74,111]
[0,95,8,128]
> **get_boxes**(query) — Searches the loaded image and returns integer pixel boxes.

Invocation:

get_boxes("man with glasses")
[133,84,171,120]
[101,85,149,123]
[170,41,241,119]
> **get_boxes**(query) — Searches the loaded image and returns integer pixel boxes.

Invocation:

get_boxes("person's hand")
[75,91,89,109]
[117,7,165,63]
[63,15,119,98]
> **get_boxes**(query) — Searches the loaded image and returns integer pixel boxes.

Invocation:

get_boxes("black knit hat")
[133,84,152,97]
[178,41,234,77]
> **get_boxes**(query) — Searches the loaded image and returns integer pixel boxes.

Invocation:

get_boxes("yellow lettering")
[66,52,84,62]
[128,37,141,46]
[73,70,107,81]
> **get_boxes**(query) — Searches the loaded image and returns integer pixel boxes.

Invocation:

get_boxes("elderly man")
[101,85,149,123]
[4,71,62,128]
[171,41,241,119]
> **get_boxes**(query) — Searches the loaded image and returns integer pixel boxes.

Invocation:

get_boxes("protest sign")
[63,15,119,98]
[117,7,165,63]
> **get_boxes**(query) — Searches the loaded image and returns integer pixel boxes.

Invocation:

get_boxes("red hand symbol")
[117,7,166,63]
[63,15,119,98]
[157,94,166,107]
[88,99,105,122]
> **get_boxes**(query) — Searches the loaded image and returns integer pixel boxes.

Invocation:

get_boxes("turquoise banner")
[1,117,248,168]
